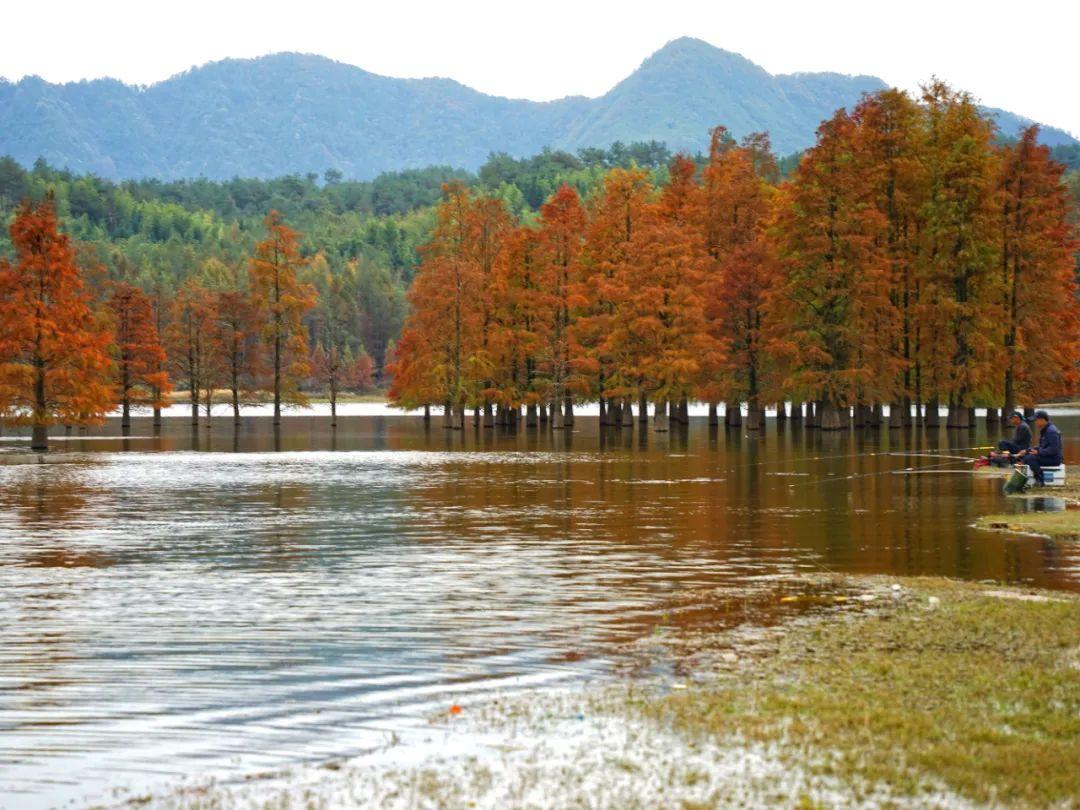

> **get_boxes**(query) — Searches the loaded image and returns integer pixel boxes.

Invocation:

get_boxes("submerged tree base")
[110,577,1080,809]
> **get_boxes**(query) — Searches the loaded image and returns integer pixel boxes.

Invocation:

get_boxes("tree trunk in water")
[454,403,466,430]
[526,403,538,427]
[539,403,548,424]
[924,398,940,428]
[805,402,817,429]
[818,401,843,431]
[946,400,968,429]
[153,406,162,428]
[442,400,453,429]
[986,407,1000,426]
[330,396,337,427]
[423,404,431,422]
[791,402,803,421]
[1024,406,1035,419]
[871,402,884,426]
[747,401,764,430]
[888,401,904,429]
[564,397,574,426]
[967,406,977,430]
[901,396,913,427]
[551,398,564,430]
[598,397,608,426]
[776,402,787,422]
[622,398,634,428]
[708,403,719,426]
[483,401,494,429]
[121,396,131,429]
[233,389,241,425]
[31,424,48,453]
[609,399,622,427]
[725,401,742,427]
[654,399,669,432]
[638,393,649,423]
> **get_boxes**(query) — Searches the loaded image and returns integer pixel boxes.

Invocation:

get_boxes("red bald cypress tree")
[698,130,780,429]
[0,201,113,451]
[249,210,316,425]
[576,168,652,425]
[107,281,171,428]
[997,126,1080,412]
[770,111,893,429]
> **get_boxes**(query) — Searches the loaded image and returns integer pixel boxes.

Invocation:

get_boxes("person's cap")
[1034,409,1050,421]
[1011,410,1024,419]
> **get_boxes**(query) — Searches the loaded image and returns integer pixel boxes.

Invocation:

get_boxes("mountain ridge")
[1,38,1074,181]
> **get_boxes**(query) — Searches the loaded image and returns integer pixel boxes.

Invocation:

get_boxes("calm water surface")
[1,412,1078,808]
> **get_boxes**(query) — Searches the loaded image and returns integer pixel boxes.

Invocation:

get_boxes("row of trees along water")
[388,83,1080,431]
[0,203,375,450]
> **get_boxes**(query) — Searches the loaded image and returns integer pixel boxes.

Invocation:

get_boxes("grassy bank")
[975,476,1080,538]
[635,577,1080,807]
[977,507,1080,539]
[114,577,1080,809]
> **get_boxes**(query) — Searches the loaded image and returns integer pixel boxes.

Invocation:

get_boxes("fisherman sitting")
[1015,410,1063,486]
[987,411,1032,466]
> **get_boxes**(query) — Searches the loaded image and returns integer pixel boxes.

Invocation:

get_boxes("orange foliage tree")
[467,197,514,424]
[0,201,114,450]
[997,126,1080,413]
[532,184,588,428]
[391,183,511,428]
[212,287,265,423]
[698,129,779,428]
[106,281,171,428]
[386,325,444,415]
[166,278,218,425]
[488,226,544,422]
[769,111,894,430]
[250,210,316,424]
[851,89,927,426]
[576,168,652,425]
[916,82,1003,428]
[346,349,375,394]
[607,155,715,429]
[310,342,347,424]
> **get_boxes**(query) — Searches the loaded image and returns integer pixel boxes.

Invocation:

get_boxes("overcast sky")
[2,0,1077,136]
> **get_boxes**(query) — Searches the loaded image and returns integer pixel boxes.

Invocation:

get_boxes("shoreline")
[975,479,1080,538]
[100,576,1080,810]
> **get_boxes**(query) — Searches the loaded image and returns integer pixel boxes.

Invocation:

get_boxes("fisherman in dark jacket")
[989,411,1032,464]
[1017,410,1063,486]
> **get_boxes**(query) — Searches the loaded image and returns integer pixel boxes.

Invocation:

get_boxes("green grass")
[633,578,1080,807]
[977,509,1080,539]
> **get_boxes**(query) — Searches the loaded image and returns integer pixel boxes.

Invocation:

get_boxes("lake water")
[1,411,1078,808]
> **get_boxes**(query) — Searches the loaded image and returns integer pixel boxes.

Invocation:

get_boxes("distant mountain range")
[1,37,1075,181]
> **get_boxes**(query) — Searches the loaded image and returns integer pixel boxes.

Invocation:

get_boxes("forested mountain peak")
[0,38,1075,180]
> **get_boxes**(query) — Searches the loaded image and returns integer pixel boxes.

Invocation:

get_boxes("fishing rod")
[717,444,993,476]
[780,456,973,491]
[887,452,981,462]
